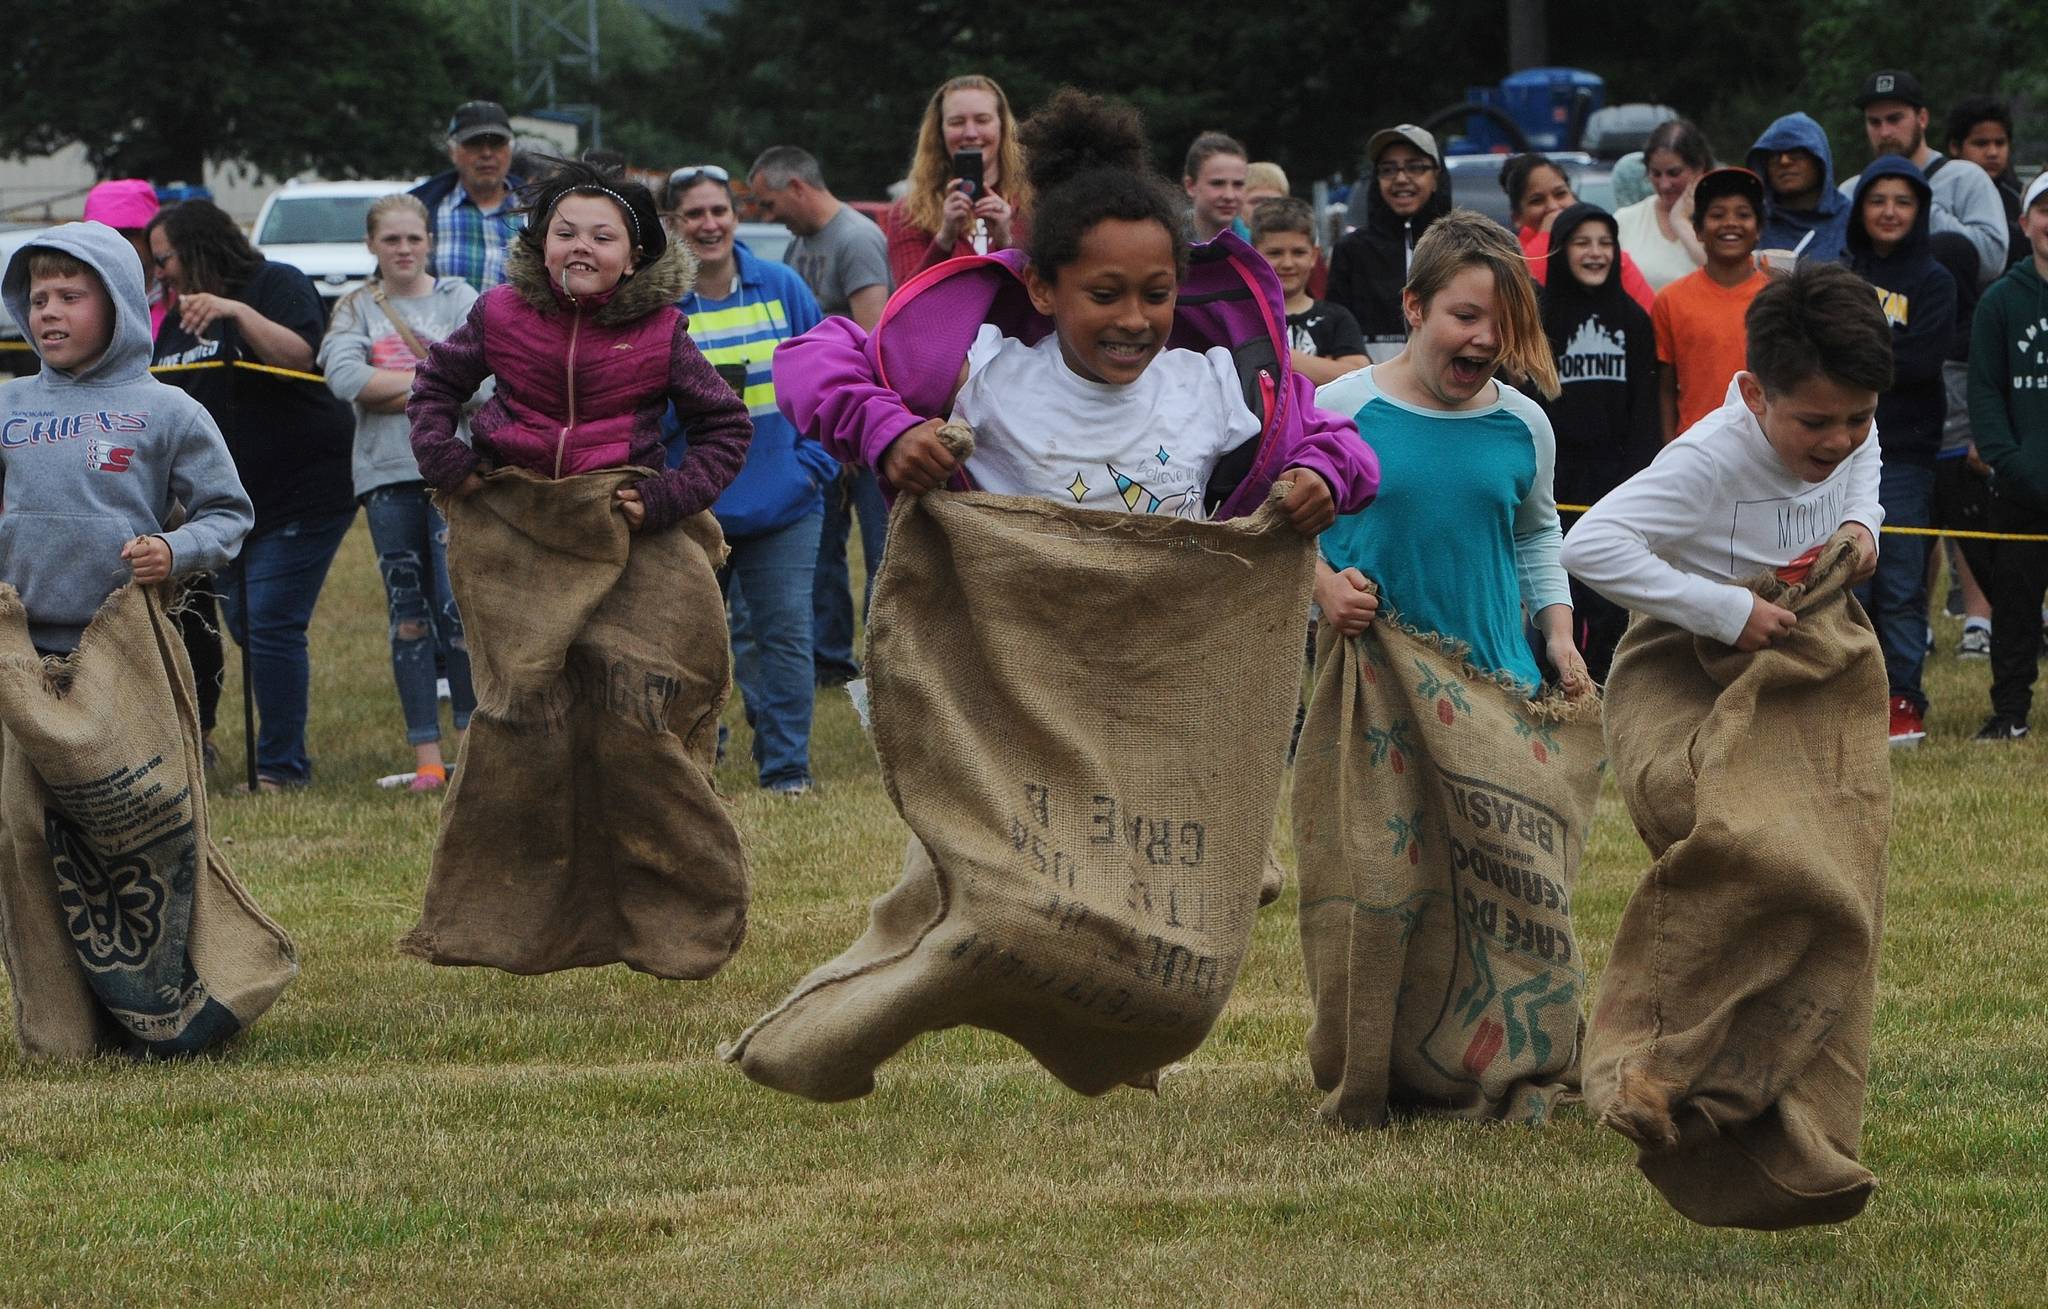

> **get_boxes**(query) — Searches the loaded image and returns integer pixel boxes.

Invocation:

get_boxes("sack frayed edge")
[1362,584,1599,725]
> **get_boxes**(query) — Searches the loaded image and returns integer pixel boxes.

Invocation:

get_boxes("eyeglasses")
[668,164,730,190]
[151,252,174,269]
[1375,160,1437,180]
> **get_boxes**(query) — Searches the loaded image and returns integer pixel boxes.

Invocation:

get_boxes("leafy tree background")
[0,0,2039,196]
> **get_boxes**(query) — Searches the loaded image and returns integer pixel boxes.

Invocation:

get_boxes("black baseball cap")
[1691,167,1765,228]
[1855,70,1927,110]
[447,100,513,144]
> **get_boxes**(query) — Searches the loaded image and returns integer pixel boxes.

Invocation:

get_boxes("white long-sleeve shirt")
[1560,377,1885,646]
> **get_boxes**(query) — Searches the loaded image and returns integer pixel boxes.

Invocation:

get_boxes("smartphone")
[951,149,984,202]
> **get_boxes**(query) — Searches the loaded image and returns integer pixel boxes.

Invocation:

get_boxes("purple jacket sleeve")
[772,315,927,470]
[636,322,753,532]
[1275,369,1379,514]
[408,298,490,490]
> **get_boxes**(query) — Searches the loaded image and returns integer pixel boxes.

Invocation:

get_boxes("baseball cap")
[82,179,160,230]
[1855,70,1927,110]
[2023,171,2048,215]
[447,100,513,144]
[1691,167,1765,225]
[1365,125,1440,166]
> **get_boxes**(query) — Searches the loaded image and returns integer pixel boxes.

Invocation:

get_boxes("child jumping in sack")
[1562,261,1885,648]
[408,158,750,531]
[776,88,1376,527]
[1,223,252,654]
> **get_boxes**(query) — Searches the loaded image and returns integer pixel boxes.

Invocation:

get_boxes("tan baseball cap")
[1365,125,1441,165]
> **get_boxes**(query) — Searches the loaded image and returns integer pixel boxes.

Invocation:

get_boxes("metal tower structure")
[509,0,603,149]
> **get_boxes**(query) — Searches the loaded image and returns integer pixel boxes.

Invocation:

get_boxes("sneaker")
[436,677,452,701]
[765,778,813,797]
[1958,624,1991,659]
[1924,623,1935,655]
[1887,697,1926,747]
[1972,714,2030,743]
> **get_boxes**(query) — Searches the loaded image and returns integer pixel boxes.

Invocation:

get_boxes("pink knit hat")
[82,179,160,231]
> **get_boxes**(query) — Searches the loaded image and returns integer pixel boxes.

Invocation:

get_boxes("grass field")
[3,519,2045,1307]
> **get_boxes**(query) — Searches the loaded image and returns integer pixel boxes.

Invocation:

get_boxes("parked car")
[0,223,50,347]
[250,179,417,310]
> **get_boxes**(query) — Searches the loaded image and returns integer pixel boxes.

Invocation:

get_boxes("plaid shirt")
[434,185,521,291]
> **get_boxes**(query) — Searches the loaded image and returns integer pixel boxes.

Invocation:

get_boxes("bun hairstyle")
[515,156,667,266]
[1020,88,1190,282]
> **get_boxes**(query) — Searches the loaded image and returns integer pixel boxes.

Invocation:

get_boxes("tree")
[0,0,504,184]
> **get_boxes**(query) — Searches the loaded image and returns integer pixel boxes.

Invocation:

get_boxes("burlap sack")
[1584,529,1890,1230]
[725,471,1316,1101]
[0,584,297,1058]
[399,467,747,979]
[1294,591,1603,1127]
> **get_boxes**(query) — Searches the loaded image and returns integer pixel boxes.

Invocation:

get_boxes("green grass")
[4,521,2045,1307]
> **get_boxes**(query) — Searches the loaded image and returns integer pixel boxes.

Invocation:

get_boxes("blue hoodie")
[1747,113,1852,265]
[1844,156,1956,467]
[1,222,252,651]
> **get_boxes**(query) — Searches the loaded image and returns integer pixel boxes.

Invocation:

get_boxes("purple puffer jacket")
[409,240,751,532]
[773,229,1378,520]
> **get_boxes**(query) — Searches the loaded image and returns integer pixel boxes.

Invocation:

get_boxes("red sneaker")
[1888,696,1926,747]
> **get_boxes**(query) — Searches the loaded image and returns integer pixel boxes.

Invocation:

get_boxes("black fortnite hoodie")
[1536,204,1660,507]
[1844,155,1957,467]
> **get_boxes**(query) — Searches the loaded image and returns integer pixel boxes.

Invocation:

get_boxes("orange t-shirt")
[1651,268,1770,434]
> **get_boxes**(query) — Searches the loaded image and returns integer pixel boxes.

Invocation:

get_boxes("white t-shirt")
[1559,377,1885,647]
[948,325,1262,518]
[1613,197,1699,292]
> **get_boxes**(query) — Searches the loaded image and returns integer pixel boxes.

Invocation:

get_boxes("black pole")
[239,562,256,793]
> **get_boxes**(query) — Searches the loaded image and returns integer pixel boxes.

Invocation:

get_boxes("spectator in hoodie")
[1946,94,2025,271]
[1537,203,1661,680]
[1501,154,1655,313]
[1747,112,1853,267]
[1652,167,1772,441]
[80,180,167,338]
[1613,120,1713,292]
[1844,156,1957,746]
[1839,71,2009,292]
[1966,173,2048,743]
[1327,125,1452,364]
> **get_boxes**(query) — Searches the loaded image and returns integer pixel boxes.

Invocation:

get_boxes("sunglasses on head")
[668,164,729,190]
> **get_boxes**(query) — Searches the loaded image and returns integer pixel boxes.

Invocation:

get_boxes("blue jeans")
[219,510,354,783]
[1854,461,1934,712]
[724,511,823,787]
[363,484,475,746]
[812,465,888,682]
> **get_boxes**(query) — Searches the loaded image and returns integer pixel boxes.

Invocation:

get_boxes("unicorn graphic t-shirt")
[948,324,1261,518]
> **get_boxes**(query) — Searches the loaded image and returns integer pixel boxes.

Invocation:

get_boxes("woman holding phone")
[882,73,1033,285]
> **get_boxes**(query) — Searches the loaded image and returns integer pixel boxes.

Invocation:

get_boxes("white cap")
[2024,171,2048,215]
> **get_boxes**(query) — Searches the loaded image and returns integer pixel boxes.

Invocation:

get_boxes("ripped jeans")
[363,483,475,745]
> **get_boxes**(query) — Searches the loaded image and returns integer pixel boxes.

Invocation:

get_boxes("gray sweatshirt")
[1,221,253,651]
[317,277,481,497]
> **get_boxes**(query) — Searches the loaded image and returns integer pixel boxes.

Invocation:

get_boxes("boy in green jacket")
[1968,172,2048,740]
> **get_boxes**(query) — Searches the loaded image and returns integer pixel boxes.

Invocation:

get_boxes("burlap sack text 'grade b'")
[1294,594,1603,1128]
[727,477,1316,1101]
[0,584,296,1058]
[400,467,748,980]
[1586,530,1891,1230]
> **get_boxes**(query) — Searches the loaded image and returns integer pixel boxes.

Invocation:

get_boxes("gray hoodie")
[317,276,482,497]
[1,221,252,651]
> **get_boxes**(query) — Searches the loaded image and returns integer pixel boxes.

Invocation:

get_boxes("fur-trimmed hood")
[505,238,697,326]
